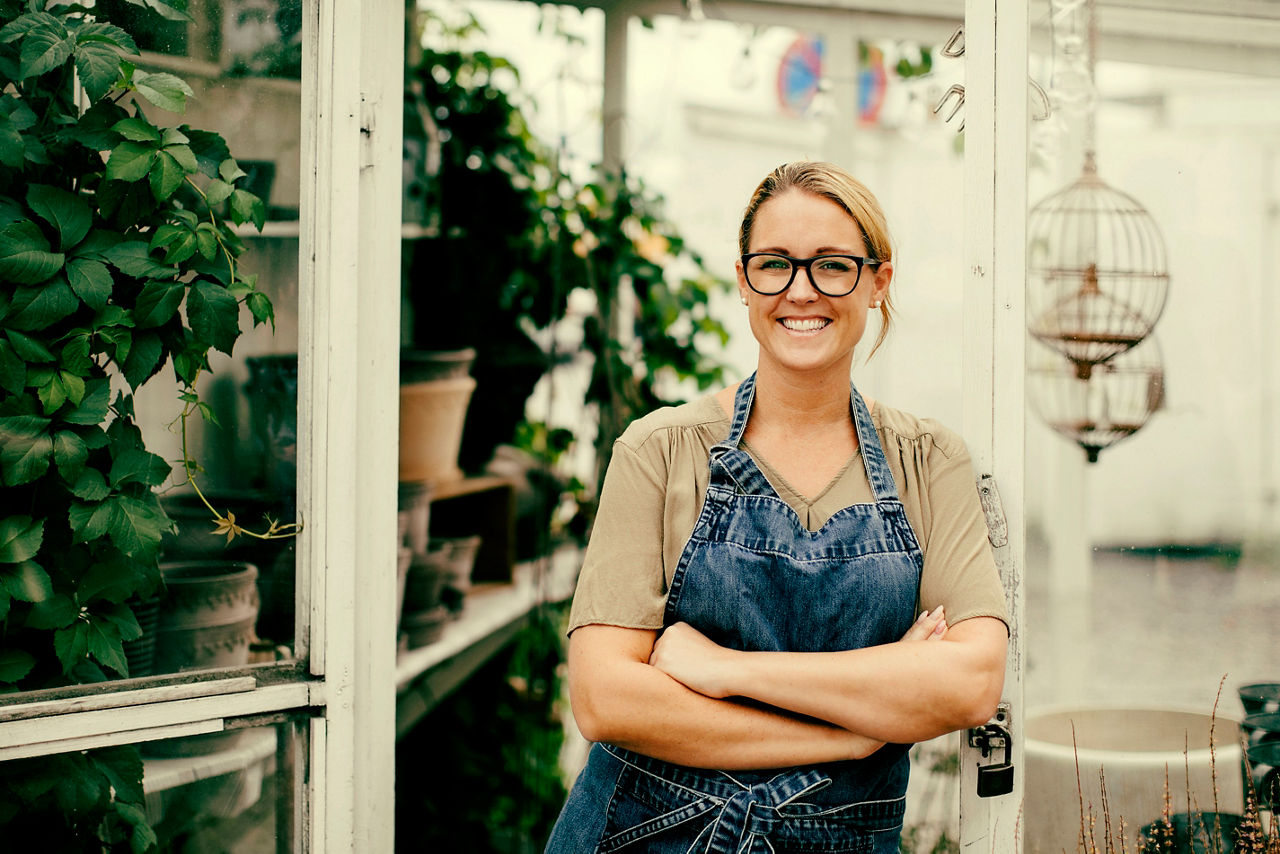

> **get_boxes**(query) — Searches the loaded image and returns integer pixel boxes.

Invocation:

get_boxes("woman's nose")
[787,266,821,301]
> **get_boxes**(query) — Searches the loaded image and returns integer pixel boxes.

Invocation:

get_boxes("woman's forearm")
[715,617,1008,744]
[569,626,882,769]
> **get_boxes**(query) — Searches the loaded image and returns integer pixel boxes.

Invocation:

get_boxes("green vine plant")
[0,0,292,846]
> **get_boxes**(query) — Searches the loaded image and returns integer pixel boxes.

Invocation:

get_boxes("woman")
[546,161,1009,853]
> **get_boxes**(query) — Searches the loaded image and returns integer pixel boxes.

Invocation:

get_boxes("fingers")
[901,606,948,642]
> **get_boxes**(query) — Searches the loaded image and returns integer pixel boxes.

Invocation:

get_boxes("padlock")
[977,740,1014,798]
[973,725,1015,798]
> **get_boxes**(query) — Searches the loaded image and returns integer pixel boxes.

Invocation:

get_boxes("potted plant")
[0,0,277,845]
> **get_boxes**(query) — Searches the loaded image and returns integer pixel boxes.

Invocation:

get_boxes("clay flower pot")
[154,561,260,675]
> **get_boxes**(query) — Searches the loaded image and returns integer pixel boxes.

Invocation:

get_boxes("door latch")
[968,702,1014,798]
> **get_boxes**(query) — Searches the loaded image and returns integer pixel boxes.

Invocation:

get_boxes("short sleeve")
[567,440,670,634]
[917,439,1010,631]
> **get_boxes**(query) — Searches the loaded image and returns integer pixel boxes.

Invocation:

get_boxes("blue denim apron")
[547,374,923,854]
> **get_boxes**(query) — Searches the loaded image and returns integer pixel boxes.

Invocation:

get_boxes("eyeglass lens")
[744,254,863,296]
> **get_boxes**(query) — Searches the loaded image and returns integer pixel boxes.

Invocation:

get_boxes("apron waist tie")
[698,769,830,854]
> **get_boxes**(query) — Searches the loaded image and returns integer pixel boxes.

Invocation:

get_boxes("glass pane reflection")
[0,719,303,852]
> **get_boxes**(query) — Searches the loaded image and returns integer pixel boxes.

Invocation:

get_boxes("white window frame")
[0,0,403,849]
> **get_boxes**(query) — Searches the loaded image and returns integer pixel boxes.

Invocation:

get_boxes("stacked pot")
[396,349,482,650]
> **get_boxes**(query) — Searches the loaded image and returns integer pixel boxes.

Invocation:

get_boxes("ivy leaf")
[71,21,136,102]
[109,447,170,488]
[73,21,138,53]
[6,278,79,330]
[89,745,145,806]
[0,114,24,168]
[205,178,234,206]
[37,370,67,413]
[138,0,193,24]
[105,495,172,559]
[68,100,130,151]
[104,140,158,183]
[229,188,265,230]
[195,223,219,260]
[164,143,198,173]
[132,69,193,114]
[53,619,91,673]
[86,617,128,676]
[68,500,112,543]
[149,149,186,200]
[0,649,36,683]
[63,378,111,425]
[0,220,65,284]
[54,430,89,474]
[18,17,74,80]
[79,559,145,606]
[187,129,231,177]
[99,324,133,365]
[187,279,240,354]
[28,184,92,250]
[111,117,161,144]
[246,291,275,330]
[66,257,113,311]
[5,329,55,362]
[0,516,43,563]
[120,331,163,388]
[0,338,25,394]
[132,278,184,328]
[2,560,53,602]
[101,241,173,278]
[61,335,94,375]
[26,593,76,630]
[0,416,53,485]
[70,468,111,501]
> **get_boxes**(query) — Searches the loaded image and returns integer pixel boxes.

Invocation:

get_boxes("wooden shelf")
[420,475,518,583]
[393,547,579,738]
[143,726,276,795]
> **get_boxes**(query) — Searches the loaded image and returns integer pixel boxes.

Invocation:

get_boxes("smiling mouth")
[779,317,832,332]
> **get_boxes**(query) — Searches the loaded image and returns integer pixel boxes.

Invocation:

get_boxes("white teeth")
[780,317,830,331]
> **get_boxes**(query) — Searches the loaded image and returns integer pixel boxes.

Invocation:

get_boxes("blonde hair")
[738,161,895,357]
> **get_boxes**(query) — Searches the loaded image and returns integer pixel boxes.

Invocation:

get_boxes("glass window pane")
[0,0,304,695]
[0,718,305,851]
[1025,2,1280,850]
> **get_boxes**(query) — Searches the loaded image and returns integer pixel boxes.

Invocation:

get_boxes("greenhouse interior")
[1,0,1278,851]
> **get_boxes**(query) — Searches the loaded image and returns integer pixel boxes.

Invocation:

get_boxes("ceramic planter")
[399,349,476,484]
[153,561,260,675]
[1024,706,1242,854]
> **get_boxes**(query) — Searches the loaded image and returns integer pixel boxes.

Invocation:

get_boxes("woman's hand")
[648,622,738,699]
[651,608,948,699]
[901,607,948,642]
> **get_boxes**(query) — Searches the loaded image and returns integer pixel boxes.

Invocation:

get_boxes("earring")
[740,297,748,306]
[870,301,881,309]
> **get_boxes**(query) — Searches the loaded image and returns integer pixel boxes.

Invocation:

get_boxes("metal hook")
[1029,78,1052,121]
[941,25,965,58]
[933,83,965,132]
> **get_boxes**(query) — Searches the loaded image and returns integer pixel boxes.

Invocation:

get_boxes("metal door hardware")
[968,702,1015,798]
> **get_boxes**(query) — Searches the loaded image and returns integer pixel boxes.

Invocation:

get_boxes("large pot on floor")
[1025,706,1242,854]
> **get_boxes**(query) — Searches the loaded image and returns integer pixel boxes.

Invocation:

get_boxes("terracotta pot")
[399,348,476,484]
[154,561,259,675]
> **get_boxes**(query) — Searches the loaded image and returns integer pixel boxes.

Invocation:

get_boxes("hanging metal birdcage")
[1028,333,1165,463]
[1027,155,1171,381]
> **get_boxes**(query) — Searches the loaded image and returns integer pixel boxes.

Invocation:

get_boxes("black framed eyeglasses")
[740,253,878,297]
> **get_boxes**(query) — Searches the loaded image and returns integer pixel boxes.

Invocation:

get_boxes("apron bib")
[547,375,923,854]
